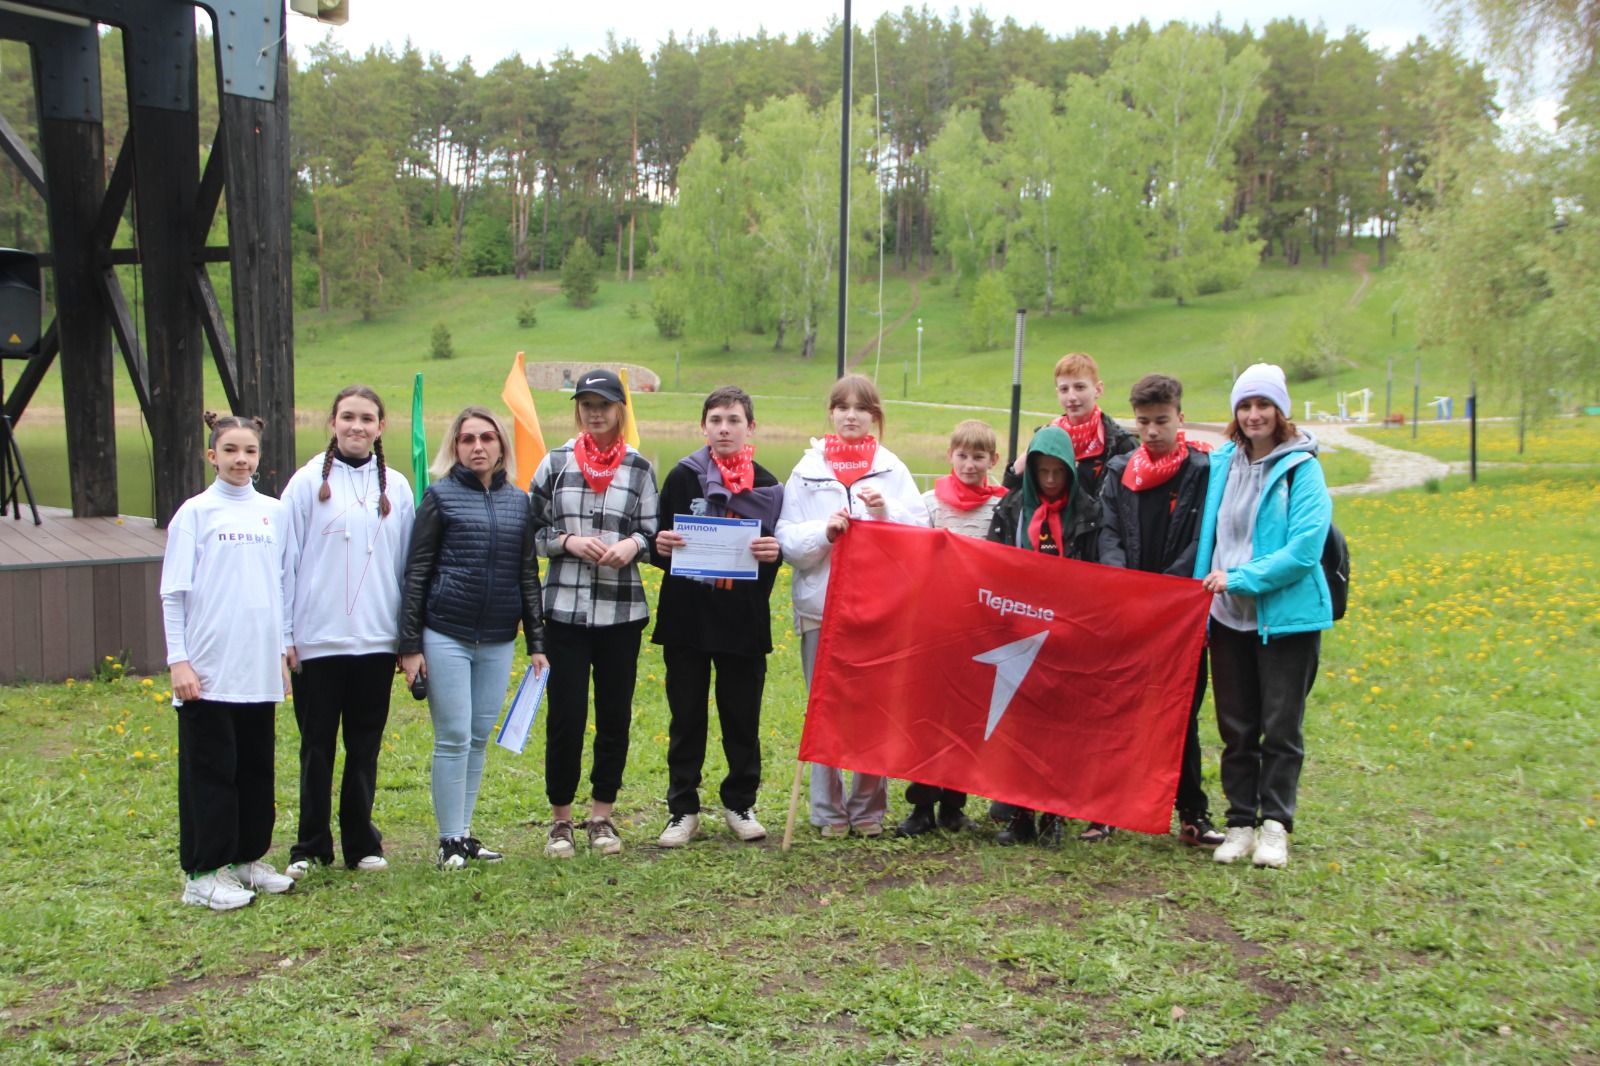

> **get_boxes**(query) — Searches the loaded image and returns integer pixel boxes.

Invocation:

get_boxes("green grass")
[17,253,1405,512]
[2,469,1597,1063]
[1352,416,1600,466]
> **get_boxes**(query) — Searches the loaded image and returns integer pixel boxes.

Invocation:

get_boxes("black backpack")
[1288,463,1349,622]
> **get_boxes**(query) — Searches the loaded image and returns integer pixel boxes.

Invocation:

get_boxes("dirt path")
[1346,253,1373,309]
[1312,423,1453,495]
[848,280,922,371]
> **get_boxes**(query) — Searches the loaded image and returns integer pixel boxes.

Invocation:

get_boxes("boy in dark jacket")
[1092,374,1223,848]
[985,425,1094,845]
[649,386,784,847]
[1002,352,1136,561]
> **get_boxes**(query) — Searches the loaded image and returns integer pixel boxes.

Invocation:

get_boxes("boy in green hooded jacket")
[983,425,1097,844]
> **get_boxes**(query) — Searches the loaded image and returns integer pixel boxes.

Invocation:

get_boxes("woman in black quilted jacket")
[399,406,548,868]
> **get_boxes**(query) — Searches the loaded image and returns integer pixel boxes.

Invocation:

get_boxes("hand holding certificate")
[669,514,761,580]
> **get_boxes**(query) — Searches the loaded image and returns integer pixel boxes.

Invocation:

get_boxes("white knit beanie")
[1230,363,1291,419]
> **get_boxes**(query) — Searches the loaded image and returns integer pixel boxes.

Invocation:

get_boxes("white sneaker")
[181,870,255,911]
[1252,819,1289,868]
[355,855,389,871]
[231,860,294,894]
[657,813,699,848]
[724,808,767,842]
[544,820,576,859]
[285,859,312,880]
[1213,826,1256,864]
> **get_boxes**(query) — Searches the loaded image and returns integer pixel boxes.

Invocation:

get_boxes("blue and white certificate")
[669,514,761,580]
[495,664,548,754]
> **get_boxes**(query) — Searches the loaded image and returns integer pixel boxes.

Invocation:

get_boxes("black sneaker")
[462,837,503,862]
[937,805,974,832]
[895,805,938,838]
[436,837,468,870]
[996,810,1037,846]
[1179,815,1225,848]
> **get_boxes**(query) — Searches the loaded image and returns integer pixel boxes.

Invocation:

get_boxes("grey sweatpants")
[800,627,888,829]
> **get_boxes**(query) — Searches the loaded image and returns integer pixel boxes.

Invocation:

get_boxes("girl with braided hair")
[280,386,415,877]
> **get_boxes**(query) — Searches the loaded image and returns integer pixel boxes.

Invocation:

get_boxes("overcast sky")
[286,1,1449,68]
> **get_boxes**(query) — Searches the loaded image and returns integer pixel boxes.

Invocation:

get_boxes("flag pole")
[1007,309,1027,466]
[835,0,853,380]
[780,757,806,852]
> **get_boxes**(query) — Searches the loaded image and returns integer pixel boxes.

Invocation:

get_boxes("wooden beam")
[39,113,118,516]
[91,135,133,251]
[100,266,150,412]
[191,263,241,410]
[0,109,46,197]
[128,82,204,526]
[1,321,60,425]
[216,35,295,495]
[195,135,225,237]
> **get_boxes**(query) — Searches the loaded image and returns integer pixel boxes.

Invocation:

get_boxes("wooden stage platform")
[0,507,166,684]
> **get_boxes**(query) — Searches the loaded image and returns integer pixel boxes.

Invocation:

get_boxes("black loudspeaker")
[0,249,42,359]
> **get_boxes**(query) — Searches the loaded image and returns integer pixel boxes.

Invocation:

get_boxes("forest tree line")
[0,8,1507,333]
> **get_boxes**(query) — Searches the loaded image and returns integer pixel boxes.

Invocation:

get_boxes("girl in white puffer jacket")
[776,374,929,837]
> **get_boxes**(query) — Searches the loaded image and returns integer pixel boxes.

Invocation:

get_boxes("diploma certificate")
[669,514,761,580]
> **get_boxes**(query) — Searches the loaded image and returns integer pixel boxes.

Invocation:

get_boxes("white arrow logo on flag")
[973,630,1049,740]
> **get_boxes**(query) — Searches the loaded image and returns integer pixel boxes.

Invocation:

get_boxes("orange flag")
[501,351,547,490]
[617,367,642,449]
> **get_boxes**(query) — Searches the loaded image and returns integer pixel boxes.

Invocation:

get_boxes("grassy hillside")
[17,244,1493,509]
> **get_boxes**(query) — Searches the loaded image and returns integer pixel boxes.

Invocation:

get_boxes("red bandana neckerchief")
[710,444,756,496]
[574,432,625,495]
[1121,434,1184,491]
[933,472,1006,512]
[1027,494,1069,553]
[823,434,878,488]
[1054,411,1105,461]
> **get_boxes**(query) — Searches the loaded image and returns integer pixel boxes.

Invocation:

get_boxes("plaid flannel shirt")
[531,444,659,627]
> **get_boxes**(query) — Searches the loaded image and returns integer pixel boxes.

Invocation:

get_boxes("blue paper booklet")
[495,664,549,754]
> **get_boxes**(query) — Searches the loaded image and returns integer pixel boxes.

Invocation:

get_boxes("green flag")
[410,372,428,504]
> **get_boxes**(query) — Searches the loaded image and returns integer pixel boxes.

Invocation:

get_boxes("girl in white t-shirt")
[160,413,295,911]
[280,386,413,878]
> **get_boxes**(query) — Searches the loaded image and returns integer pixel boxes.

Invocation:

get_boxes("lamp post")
[916,318,923,386]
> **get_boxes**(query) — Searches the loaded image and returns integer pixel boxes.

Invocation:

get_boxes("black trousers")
[663,645,765,815]
[544,619,644,807]
[176,700,276,874]
[1175,648,1212,821]
[1209,624,1321,833]
[289,653,394,867]
[905,783,966,811]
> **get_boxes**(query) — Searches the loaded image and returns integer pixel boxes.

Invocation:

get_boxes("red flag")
[799,522,1212,833]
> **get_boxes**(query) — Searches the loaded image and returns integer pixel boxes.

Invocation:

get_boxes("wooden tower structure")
[0,0,299,526]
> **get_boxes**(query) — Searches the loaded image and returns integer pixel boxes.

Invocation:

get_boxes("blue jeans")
[423,629,515,839]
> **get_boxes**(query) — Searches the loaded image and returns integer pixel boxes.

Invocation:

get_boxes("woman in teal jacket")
[1194,364,1333,870]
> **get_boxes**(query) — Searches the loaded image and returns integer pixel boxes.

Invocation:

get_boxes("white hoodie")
[775,439,929,631]
[280,452,415,660]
